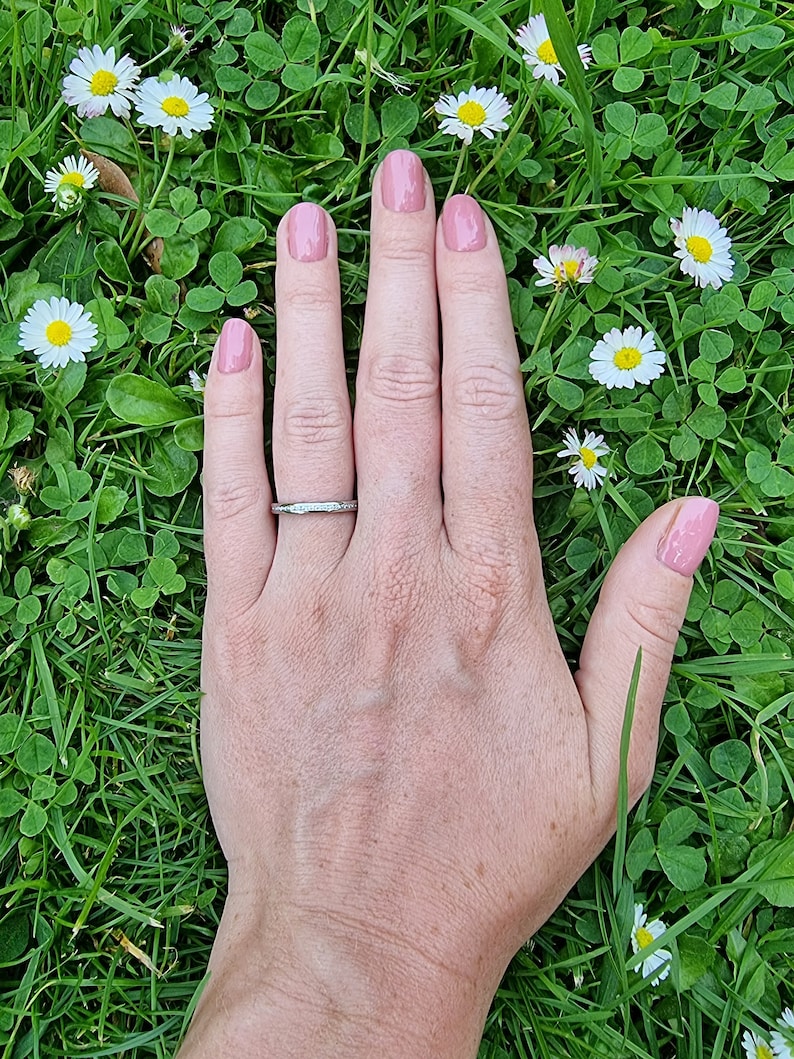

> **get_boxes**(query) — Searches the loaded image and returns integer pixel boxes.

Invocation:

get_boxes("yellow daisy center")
[635,926,654,949]
[579,447,597,470]
[537,38,558,64]
[45,320,73,347]
[554,259,580,284]
[90,69,118,96]
[614,346,642,370]
[685,235,713,263]
[757,1046,773,1059]
[162,95,190,117]
[457,100,487,126]
[60,172,85,188]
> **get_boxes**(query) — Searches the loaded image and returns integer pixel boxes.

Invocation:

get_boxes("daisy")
[136,74,214,139]
[434,86,512,144]
[19,297,98,370]
[670,207,734,289]
[44,154,99,210]
[589,326,665,389]
[61,44,140,118]
[630,903,671,986]
[771,1008,794,1059]
[535,244,598,289]
[557,428,609,490]
[743,1030,775,1059]
[516,14,592,86]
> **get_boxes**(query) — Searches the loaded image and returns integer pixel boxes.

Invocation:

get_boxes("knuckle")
[377,230,435,269]
[450,359,523,421]
[279,280,338,316]
[624,594,682,659]
[281,394,350,446]
[204,479,269,524]
[366,351,439,405]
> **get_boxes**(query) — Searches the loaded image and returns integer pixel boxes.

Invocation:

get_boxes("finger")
[203,318,275,611]
[577,497,719,803]
[272,203,354,565]
[436,196,536,565]
[353,150,441,536]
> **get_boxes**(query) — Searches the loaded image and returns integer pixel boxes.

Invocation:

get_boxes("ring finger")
[272,203,355,567]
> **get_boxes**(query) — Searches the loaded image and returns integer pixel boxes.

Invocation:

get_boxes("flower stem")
[466,79,540,196]
[529,288,562,361]
[146,138,177,213]
[445,142,468,201]
[128,138,177,260]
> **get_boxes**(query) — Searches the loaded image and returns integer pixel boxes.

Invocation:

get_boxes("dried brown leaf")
[80,150,163,274]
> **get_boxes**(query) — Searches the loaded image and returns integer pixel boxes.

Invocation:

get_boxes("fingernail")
[381,150,426,213]
[288,202,328,262]
[217,318,254,374]
[658,497,719,576]
[442,195,486,252]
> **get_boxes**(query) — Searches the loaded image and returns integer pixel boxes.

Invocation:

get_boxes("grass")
[1,0,794,1055]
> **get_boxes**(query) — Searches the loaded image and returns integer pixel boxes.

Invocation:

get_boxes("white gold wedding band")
[270,500,358,515]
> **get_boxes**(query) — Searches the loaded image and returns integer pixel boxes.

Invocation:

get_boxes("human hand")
[182,150,718,1058]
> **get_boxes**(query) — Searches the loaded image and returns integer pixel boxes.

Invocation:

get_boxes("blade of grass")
[542,0,602,201]
[612,647,642,901]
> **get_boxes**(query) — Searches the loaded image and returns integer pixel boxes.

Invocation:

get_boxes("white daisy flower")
[188,369,207,393]
[434,85,512,145]
[771,1008,794,1059]
[44,154,99,210]
[135,74,214,139]
[534,244,598,290]
[61,45,140,119]
[589,326,665,390]
[516,14,592,86]
[19,297,98,370]
[670,207,734,290]
[743,1029,775,1059]
[630,903,671,987]
[557,428,609,490]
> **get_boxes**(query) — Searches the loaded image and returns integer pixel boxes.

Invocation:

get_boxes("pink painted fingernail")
[288,202,328,262]
[658,497,719,576]
[381,150,426,213]
[218,318,254,374]
[442,195,486,252]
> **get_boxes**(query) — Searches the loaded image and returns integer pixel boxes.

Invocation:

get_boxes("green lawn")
[1,0,793,1056]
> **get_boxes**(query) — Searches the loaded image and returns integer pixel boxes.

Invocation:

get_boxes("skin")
[179,151,716,1058]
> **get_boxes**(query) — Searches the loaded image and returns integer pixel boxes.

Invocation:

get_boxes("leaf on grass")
[115,931,160,975]
[80,150,163,273]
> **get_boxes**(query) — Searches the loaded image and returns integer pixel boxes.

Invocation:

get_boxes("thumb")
[576,496,719,804]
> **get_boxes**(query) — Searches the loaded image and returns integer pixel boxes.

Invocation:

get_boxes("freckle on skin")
[475,862,485,878]
[550,821,557,831]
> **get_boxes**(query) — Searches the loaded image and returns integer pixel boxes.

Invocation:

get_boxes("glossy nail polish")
[381,150,426,212]
[218,318,254,374]
[658,497,719,575]
[288,202,328,262]
[442,195,486,252]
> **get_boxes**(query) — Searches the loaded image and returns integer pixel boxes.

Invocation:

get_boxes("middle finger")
[353,150,442,538]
